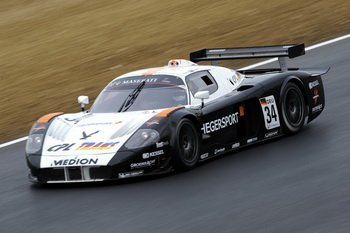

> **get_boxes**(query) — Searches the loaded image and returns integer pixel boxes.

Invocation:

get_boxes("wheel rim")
[285,88,303,126]
[179,124,197,163]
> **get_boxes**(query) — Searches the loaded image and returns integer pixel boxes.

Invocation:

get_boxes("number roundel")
[259,95,280,130]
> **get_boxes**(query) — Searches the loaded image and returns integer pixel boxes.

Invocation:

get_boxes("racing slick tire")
[172,118,200,171]
[281,82,306,135]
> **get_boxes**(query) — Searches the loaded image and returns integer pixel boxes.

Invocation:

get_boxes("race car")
[25,43,329,183]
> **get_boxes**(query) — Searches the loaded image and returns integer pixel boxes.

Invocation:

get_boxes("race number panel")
[259,95,280,130]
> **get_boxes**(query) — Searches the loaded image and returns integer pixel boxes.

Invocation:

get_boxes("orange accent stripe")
[36,112,64,123]
[239,106,245,116]
[142,67,164,76]
[156,106,183,117]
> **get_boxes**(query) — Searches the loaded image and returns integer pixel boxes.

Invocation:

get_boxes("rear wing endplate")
[190,44,305,71]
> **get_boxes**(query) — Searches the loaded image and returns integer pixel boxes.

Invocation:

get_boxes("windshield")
[91,75,188,113]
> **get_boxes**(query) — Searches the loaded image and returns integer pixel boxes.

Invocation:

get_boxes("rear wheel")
[173,118,200,171]
[281,82,306,134]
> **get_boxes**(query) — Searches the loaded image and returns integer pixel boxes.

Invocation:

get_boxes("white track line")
[1,33,350,149]
[0,136,28,148]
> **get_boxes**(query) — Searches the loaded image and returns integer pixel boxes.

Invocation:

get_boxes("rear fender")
[280,76,308,107]
[299,67,330,76]
[279,76,309,127]
[304,75,325,122]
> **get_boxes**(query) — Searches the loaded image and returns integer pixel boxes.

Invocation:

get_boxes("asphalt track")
[1,37,350,233]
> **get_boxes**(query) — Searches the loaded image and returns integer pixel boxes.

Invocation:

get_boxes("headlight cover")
[125,129,160,149]
[26,134,44,154]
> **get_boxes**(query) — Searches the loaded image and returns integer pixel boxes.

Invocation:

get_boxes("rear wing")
[237,67,330,76]
[190,44,305,71]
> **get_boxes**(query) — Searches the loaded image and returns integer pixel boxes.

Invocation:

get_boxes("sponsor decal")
[142,150,164,159]
[78,122,122,127]
[130,159,156,169]
[214,148,225,155]
[201,112,239,134]
[75,142,119,150]
[309,80,319,89]
[118,170,144,179]
[48,143,76,152]
[113,78,158,86]
[52,158,98,166]
[209,49,225,52]
[33,125,46,132]
[312,104,323,113]
[313,89,319,104]
[200,153,209,159]
[264,130,278,138]
[146,120,160,126]
[156,141,169,148]
[280,63,287,71]
[230,74,239,85]
[247,137,258,143]
[161,78,171,83]
[80,130,99,140]
[232,143,240,149]
[259,95,280,130]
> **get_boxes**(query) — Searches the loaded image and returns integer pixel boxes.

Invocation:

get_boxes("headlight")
[125,129,160,149]
[26,134,44,154]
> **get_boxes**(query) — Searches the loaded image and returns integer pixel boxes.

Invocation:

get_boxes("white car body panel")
[40,110,162,168]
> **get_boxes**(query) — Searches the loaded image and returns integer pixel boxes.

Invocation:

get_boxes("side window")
[186,71,218,95]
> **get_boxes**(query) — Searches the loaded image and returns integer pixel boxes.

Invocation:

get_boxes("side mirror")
[78,96,89,112]
[194,91,209,108]
[194,91,209,99]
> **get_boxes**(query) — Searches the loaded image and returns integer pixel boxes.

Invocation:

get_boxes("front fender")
[166,108,201,151]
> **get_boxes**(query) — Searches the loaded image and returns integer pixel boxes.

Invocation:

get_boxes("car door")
[185,70,243,146]
[199,85,265,153]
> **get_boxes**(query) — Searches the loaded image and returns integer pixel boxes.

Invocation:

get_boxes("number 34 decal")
[259,95,280,130]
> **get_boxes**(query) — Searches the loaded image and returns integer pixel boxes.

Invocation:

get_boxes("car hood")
[40,110,161,168]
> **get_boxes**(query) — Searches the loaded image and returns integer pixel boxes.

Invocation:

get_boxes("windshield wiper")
[118,81,146,112]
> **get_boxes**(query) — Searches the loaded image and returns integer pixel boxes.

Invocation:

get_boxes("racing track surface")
[1,38,350,232]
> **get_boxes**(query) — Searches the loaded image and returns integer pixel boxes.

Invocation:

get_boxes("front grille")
[90,166,112,179]
[68,167,82,180]
[39,166,112,183]
[40,168,65,181]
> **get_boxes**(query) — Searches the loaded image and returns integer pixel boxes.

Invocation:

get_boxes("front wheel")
[172,118,200,171]
[281,82,306,134]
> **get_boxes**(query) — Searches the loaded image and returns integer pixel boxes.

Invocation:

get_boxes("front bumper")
[27,149,172,183]
[28,166,114,183]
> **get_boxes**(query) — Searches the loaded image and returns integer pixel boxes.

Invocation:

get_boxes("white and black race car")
[25,44,329,183]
